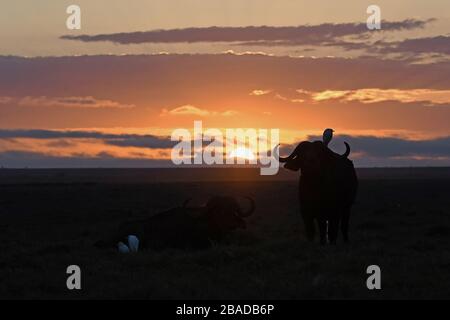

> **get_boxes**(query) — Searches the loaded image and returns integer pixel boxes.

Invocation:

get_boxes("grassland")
[0,168,449,299]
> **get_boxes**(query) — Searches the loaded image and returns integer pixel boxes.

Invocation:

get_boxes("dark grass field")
[0,168,449,299]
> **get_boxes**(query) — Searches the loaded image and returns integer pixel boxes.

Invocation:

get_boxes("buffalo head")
[184,196,255,238]
[274,141,351,175]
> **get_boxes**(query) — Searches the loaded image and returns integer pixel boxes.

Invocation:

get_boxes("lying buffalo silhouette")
[96,196,255,250]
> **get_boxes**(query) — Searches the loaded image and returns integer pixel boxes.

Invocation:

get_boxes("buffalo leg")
[301,208,315,241]
[341,207,351,243]
[328,216,340,245]
[317,219,327,245]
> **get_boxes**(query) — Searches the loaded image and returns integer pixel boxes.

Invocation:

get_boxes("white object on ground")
[118,241,130,253]
[127,235,139,252]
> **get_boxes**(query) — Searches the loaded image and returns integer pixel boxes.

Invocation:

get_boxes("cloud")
[268,88,450,106]
[311,90,350,102]
[162,105,210,116]
[2,54,448,97]
[60,19,431,45]
[220,110,239,116]
[0,129,175,149]
[1,134,449,168]
[0,97,13,104]
[306,89,450,106]
[281,134,450,167]
[250,90,272,96]
[161,105,238,117]
[0,151,171,168]
[11,96,135,109]
[106,136,175,149]
[45,139,76,148]
[1,54,449,133]
[223,50,273,56]
[333,135,450,159]
[377,36,450,55]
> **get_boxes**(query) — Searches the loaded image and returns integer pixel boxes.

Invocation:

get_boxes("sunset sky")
[0,0,449,167]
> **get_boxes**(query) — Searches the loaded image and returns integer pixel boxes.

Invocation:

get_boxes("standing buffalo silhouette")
[276,138,358,244]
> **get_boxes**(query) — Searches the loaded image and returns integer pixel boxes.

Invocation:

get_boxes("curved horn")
[273,144,297,163]
[341,142,351,158]
[236,196,255,217]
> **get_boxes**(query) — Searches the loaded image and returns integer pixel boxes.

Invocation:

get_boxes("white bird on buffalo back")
[323,128,334,147]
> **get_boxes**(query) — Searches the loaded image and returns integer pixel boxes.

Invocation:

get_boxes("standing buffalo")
[97,196,255,250]
[277,139,358,244]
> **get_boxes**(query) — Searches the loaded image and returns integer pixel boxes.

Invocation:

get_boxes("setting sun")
[0,0,449,302]
[229,147,256,160]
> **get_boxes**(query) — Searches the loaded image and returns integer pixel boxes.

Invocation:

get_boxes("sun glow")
[229,147,256,160]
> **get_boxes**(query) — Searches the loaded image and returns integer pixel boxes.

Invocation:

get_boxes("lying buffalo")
[97,196,255,250]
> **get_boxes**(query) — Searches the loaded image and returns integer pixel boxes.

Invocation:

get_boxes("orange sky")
[0,1,449,167]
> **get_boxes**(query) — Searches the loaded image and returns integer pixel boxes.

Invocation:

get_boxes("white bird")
[323,128,334,147]
[118,241,130,254]
[127,235,139,253]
